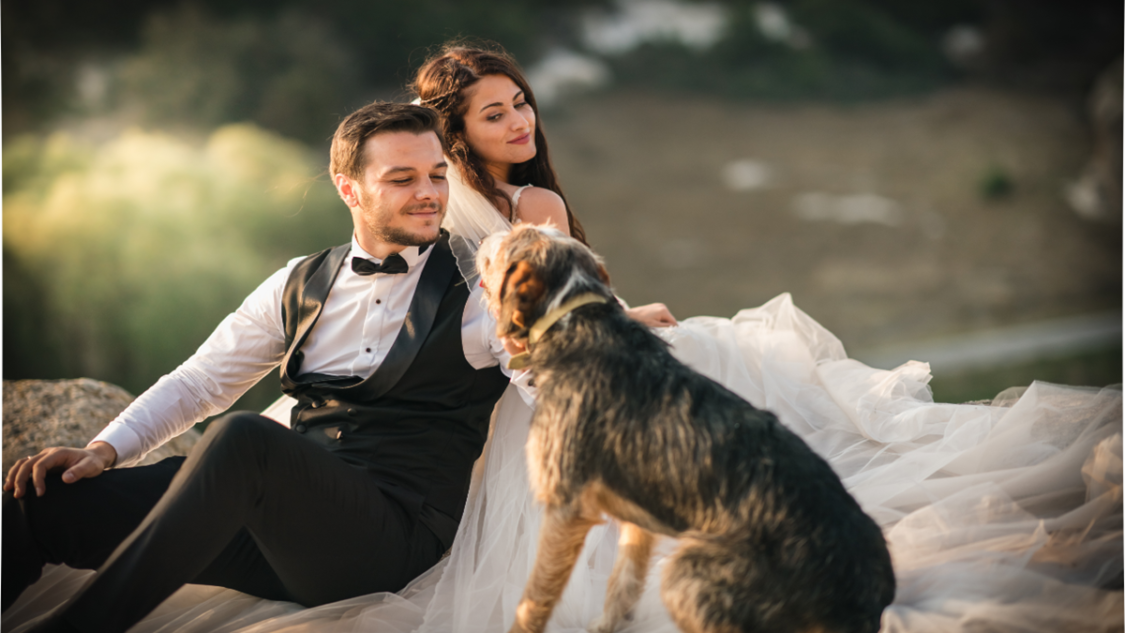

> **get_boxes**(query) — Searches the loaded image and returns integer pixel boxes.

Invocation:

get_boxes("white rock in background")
[1065,58,1122,222]
[722,159,774,191]
[792,192,903,226]
[942,25,985,66]
[753,3,811,50]
[76,63,111,109]
[582,0,728,55]
[527,49,612,107]
[1065,173,1107,220]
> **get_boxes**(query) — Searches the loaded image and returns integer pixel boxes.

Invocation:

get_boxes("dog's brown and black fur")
[478,225,895,633]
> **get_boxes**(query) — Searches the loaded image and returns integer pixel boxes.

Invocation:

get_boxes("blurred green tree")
[2,0,605,141]
[607,0,974,101]
[3,124,350,400]
[116,5,362,144]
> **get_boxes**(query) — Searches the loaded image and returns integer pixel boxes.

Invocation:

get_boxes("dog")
[477,225,896,633]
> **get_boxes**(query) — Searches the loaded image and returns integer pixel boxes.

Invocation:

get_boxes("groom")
[2,103,525,632]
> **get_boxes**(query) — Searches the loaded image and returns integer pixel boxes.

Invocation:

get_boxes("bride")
[6,44,1121,633]
[403,44,1124,633]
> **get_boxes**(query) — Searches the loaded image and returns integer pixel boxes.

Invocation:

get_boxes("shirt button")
[375,299,382,304]
[294,423,307,433]
[366,347,372,353]
[348,408,357,417]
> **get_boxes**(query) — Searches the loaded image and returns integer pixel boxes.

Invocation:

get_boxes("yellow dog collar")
[507,293,608,370]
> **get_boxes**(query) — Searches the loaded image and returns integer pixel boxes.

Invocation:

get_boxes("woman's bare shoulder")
[514,187,569,235]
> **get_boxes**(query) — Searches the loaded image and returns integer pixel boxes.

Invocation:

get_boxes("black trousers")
[2,412,444,633]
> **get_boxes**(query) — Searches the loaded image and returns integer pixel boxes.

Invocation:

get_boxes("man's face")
[344,131,449,250]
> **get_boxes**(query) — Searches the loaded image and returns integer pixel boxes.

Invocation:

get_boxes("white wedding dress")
[6,169,1121,633]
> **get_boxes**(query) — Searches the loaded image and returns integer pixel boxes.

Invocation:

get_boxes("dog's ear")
[500,260,545,334]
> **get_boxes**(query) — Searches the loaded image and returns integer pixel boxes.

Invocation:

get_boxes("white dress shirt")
[93,236,529,467]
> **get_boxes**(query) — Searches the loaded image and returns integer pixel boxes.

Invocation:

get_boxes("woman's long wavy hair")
[411,43,587,245]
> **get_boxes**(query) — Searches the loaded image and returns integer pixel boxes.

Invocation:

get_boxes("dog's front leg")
[591,522,656,633]
[510,503,600,633]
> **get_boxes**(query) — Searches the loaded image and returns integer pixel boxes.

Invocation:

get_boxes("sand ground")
[545,86,1121,357]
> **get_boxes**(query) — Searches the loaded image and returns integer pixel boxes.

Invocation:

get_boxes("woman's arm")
[625,303,677,327]
[513,187,569,233]
[517,188,676,327]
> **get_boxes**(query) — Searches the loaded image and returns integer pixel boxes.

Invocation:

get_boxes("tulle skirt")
[5,294,1121,632]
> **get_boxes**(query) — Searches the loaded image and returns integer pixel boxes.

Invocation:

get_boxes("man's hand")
[625,303,677,328]
[501,336,528,357]
[3,441,117,499]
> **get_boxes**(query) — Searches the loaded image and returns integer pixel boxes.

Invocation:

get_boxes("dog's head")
[476,224,613,342]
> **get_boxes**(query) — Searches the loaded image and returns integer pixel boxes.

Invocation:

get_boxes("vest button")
[347,408,357,416]
[294,424,307,433]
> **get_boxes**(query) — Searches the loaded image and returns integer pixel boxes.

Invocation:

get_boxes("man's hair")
[330,102,445,181]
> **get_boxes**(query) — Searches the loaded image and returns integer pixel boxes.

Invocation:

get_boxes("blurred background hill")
[4,0,1121,412]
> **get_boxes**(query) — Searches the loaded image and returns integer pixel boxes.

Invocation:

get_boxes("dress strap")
[510,185,532,221]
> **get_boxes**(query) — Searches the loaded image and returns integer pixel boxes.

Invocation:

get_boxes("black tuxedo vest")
[277,232,510,549]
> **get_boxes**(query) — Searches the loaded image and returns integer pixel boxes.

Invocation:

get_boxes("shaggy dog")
[477,225,895,633]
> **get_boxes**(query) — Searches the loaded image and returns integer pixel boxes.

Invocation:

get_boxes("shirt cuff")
[509,368,537,407]
[89,421,144,468]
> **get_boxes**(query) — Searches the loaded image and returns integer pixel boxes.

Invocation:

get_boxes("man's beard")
[362,196,444,247]
[377,223,440,247]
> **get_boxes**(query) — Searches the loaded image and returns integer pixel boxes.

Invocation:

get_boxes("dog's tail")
[660,537,881,633]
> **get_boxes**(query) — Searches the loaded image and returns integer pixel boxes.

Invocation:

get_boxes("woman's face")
[462,74,537,181]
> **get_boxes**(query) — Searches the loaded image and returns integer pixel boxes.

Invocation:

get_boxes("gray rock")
[2,378,200,473]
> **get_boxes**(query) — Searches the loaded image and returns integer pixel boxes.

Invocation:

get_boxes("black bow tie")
[352,254,408,276]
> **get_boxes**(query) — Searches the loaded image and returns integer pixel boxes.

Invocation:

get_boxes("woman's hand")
[625,303,677,328]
